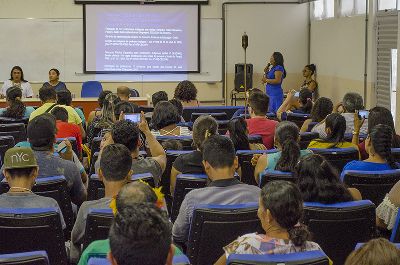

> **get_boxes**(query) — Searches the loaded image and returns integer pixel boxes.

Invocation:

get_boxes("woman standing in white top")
[1,66,33,98]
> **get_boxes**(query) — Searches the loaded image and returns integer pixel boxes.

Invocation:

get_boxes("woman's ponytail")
[288,224,311,247]
[275,137,300,172]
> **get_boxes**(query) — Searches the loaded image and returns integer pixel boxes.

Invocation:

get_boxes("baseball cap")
[27,113,57,151]
[3,147,38,169]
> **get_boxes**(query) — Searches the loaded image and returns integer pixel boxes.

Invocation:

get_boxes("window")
[312,0,335,20]
[378,0,397,11]
[339,0,367,17]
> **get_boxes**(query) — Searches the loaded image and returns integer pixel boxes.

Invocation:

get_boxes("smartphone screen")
[358,110,369,119]
[56,141,67,153]
[125,113,141,123]
[294,92,300,97]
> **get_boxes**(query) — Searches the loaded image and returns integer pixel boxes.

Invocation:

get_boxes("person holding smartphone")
[262,52,286,113]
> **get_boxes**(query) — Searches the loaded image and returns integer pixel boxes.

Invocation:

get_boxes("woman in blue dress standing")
[262,52,286,113]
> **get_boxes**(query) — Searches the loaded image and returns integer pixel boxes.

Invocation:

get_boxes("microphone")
[242,32,248,50]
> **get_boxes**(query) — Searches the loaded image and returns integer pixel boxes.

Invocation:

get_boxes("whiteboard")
[0,18,222,83]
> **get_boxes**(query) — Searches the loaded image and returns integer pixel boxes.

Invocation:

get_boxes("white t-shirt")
[1,80,34,98]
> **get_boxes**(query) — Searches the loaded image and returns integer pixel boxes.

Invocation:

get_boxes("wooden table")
[0,97,149,119]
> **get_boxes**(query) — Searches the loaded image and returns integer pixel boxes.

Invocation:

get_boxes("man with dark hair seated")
[0,146,65,230]
[108,203,175,265]
[51,106,83,155]
[116,86,139,113]
[71,143,132,262]
[57,89,86,128]
[95,115,166,185]
[152,91,168,107]
[172,135,260,244]
[246,91,278,149]
[0,113,86,205]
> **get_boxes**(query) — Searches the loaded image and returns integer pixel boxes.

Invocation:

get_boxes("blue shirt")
[343,160,393,172]
[266,65,285,97]
[0,106,35,119]
[43,81,67,92]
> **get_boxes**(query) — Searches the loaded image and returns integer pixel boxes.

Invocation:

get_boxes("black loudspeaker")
[234,63,253,92]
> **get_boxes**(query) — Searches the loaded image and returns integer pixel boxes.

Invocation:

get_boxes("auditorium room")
[0,0,399,264]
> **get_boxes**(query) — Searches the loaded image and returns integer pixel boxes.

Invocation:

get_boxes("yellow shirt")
[308,140,358,150]
[29,102,82,125]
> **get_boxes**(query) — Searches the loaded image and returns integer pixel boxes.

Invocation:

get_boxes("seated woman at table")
[1,66,33,98]
[308,113,358,150]
[0,86,35,120]
[150,101,191,136]
[87,90,112,127]
[173,80,199,107]
[276,88,313,121]
[300,97,333,133]
[43,68,67,92]
[214,181,326,265]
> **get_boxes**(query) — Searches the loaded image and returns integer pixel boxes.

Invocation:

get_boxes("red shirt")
[246,117,278,149]
[56,120,82,153]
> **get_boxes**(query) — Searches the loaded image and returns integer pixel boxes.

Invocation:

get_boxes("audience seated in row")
[71,143,132,262]
[151,101,191,136]
[29,86,86,139]
[57,89,86,127]
[116,86,140,113]
[228,117,266,151]
[170,115,218,194]
[277,88,313,120]
[0,113,86,205]
[0,86,35,120]
[246,91,278,149]
[253,121,311,182]
[87,90,112,127]
[0,146,65,229]
[300,97,333,133]
[95,116,166,185]
[172,135,261,245]
[214,181,325,264]
[173,80,199,107]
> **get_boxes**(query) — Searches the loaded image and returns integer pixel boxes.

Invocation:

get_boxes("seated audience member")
[354,106,400,159]
[300,97,333,133]
[296,154,361,203]
[228,117,266,151]
[1,66,33,98]
[253,121,312,183]
[108,203,175,265]
[151,101,191,136]
[313,92,368,136]
[246,91,278,149]
[43,68,67,92]
[87,90,112,126]
[0,147,65,229]
[57,89,86,129]
[345,238,400,265]
[95,115,167,185]
[277,88,313,120]
[308,113,358,150]
[377,177,400,230]
[78,182,177,265]
[114,101,137,120]
[172,135,260,244]
[300,64,318,98]
[29,86,85,137]
[2,114,87,205]
[71,144,132,262]
[344,124,399,171]
[87,93,120,146]
[161,139,183,151]
[152,91,168,107]
[214,181,325,265]
[0,86,35,119]
[169,98,185,122]
[173,80,199,107]
[116,86,139,112]
[170,115,218,193]
[51,107,83,155]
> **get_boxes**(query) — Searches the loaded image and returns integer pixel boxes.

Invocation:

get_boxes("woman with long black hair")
[262,52,286,113]
[0,86,35,119]
[1,66,33,98]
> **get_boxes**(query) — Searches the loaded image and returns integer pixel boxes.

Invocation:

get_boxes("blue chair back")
[190,112,228,122]
[81,81,103,98]
[171,174,207,223]
[131,172,155,187]
[182,106,243,122]
[355,242,400,249]
[299,132,319,149]
[0,176,74,237]
[84,208,113,250]
[342,169,400,206]
[0,251,49,265]
[88,257,110,265]
[173,254,191,265]
[0,208,67,265]
[236,149,278,186]
[227,250,329,265]
[217,120,229,135]
[187,203,262,265]
[248,134,263,144]
[0,123,26,144]
[0,136,15,166]
[259,170,296,188]
[129,88,140,97]
[390,211,400,243]
[285,112,311,128]
[310,148,359,173]
[303,200,376,265]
